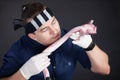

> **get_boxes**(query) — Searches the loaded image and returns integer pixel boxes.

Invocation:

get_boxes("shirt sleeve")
[73,45,91,69]
[0,51,21,78]
[0,38,34,78]
[0,41,25,78]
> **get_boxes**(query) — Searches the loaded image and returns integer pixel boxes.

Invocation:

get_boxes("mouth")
[48,33,61,46]
[53,33,60,39]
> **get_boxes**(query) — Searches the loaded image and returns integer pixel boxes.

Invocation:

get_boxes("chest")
[47,49,77,79]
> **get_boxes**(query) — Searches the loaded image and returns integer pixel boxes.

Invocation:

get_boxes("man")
[0,2,110,80]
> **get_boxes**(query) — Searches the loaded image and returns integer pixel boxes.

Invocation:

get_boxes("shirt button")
[53,66,56,69]
[68,62,71,66]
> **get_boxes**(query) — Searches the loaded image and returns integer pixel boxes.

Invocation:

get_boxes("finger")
[38,52,51,57]
[72,40,80,45]
[45,52,52,56]
[36,58,50,66]
[41,57,50,62]
[75,32,80,35]
[89,19,94,24]
[70,33,77,40]
[43,68,50,78]
[40,60,51,68]
[70,32,80,40]
[70,35,78,40]
[75,32,81,40]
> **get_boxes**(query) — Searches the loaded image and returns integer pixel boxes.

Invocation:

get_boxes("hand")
[70,32,92,49]
[20,52,51,79]
[70,20,96,50]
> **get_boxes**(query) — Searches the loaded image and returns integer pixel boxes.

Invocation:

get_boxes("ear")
[28,33,37,41]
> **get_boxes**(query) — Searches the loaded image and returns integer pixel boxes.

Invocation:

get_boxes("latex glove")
[70,32,92,49]
[20,52,51,79]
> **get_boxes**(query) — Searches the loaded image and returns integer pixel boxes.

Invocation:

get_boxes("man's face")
[33,16,61,46]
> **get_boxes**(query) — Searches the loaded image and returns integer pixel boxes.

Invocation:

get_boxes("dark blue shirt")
[0,29,91,80]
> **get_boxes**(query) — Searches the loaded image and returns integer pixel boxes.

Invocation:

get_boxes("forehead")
[38,16,55,28]
[24,8,54,34]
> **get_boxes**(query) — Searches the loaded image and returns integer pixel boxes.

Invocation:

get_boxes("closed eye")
[40,27,48,32]
[51,17,56,25]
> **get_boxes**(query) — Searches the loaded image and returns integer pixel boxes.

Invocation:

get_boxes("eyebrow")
[52,17,56,22]
[39,17,56,29]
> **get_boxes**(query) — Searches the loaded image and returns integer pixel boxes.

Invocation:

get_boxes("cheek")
[38,34,49,41]
[54,23,61,31]
[36,33,51,44]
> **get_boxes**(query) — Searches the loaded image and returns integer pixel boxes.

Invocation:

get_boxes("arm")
[0,52,51,80]
[70,23,110,75]
[86,44,110,75]
[0,70,26,80]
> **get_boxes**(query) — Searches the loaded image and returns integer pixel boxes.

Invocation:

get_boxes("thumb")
[72,40,80,45]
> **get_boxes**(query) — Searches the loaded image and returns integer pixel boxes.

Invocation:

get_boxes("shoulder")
[5,35,32,62]
[9,35,28,51]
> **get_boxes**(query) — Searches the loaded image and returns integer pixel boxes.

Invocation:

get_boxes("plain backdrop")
[0,0,120,80]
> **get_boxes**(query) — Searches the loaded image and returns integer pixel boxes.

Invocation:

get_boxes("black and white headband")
[25,7,53,34]
[13,7,53,34]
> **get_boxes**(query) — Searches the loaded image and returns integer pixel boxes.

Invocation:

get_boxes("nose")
[49,26,57,36]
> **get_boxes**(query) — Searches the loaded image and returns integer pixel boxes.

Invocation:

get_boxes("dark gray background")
[0,0,120,80]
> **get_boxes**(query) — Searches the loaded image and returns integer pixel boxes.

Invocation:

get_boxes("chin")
[47,34,61,46]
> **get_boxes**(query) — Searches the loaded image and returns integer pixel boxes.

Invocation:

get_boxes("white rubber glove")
[70,32,92,49]
[20,52,51,79]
